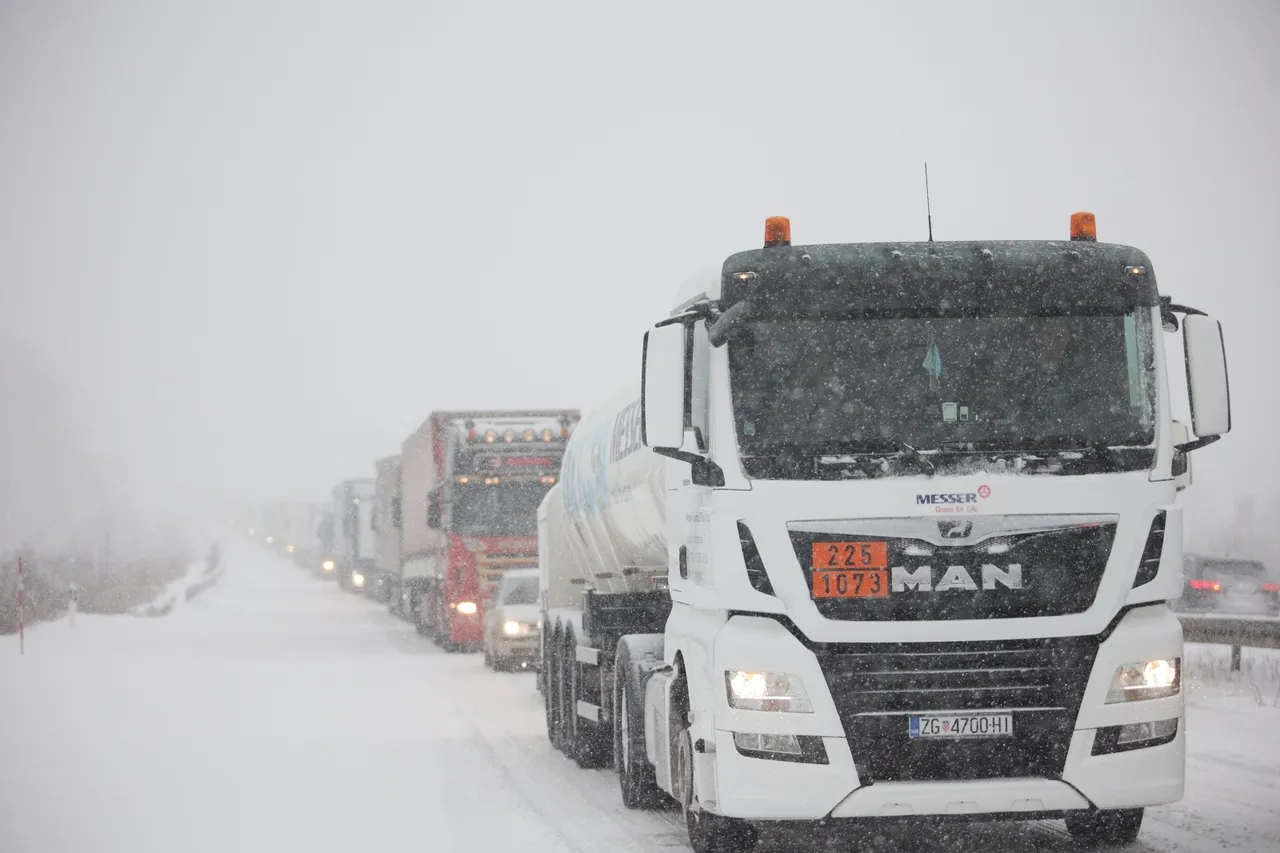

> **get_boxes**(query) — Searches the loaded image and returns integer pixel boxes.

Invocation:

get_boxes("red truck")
[394,409,579,651]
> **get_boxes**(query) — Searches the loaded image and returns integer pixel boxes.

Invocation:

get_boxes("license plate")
[909,713,1013,739]
[811,541,889,570]
[811,569,889,598]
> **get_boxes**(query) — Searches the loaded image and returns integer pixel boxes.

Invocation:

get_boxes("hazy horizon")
[2,1,1277,557]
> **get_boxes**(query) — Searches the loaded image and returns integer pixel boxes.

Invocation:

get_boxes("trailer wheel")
[614,642,663,809]
[544,628,562,748]
[556,630,575,751]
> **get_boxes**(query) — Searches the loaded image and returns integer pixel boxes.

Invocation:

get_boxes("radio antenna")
[924,162,934,242]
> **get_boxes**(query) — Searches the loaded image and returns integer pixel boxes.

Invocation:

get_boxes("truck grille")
[788,516,1117,621]
[817,636,1099,782]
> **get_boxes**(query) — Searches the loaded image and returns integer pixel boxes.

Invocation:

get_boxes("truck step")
[576,700,601,722]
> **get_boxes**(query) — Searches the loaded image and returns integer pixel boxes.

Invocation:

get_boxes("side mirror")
[392,497,403,529]
[1183,315,1231,439]
[1171,421,1192,490]
[426,493,442,530]
[642,323,688,449]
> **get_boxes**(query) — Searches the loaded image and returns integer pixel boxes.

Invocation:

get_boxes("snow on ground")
[2,540,1278,853]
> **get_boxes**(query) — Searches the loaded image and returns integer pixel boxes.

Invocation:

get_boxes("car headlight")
[503,620,524,636]
[456,601,478,616]
[286,545,295,553]
[725,671,813,713]
[1106,658,1180,703]
[322,560,335,571]
[352,572,365,587]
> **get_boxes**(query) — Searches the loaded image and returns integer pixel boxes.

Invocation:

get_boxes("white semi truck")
[537,214,1232,852]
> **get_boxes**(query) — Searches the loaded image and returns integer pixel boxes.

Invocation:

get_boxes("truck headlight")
[503,620,524,636]
[456,601,478,616]
[352,572,365,587]
[725,671,813,713]
[1106,658,1180,703]
[322,560,335,571]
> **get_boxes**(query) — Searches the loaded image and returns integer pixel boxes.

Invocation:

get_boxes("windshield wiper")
[812,442,936,476]
[889,442,936,476]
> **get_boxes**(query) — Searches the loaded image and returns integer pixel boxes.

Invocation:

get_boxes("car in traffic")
[1175,555,1279,617]
[483,568,540,671]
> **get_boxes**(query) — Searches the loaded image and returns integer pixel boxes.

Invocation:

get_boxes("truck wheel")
[614,644,663,809]
[555,632,575,751]
[544,631,562,748]
[677,728,757,853]
[1065,808,1144,846]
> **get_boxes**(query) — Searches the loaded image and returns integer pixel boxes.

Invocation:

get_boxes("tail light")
[1189,579,1222,592]
[1132,511,1166,588]
[737,522,774,596]
[1263,583,1279,593]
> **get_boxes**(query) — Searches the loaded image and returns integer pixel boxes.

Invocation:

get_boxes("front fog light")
[456,601,478,616]
[1106,658,1180,703]
[734,731,802,756]
[1118,718,1179,745]
[503,620,523,636]
[726,671,813,713]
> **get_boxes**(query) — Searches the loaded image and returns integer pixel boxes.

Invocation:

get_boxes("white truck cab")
[539,214,1231,852]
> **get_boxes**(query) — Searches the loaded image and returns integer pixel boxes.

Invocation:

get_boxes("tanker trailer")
[538,214,1235,853]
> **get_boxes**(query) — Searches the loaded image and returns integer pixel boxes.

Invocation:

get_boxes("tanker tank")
[543,382,667,601]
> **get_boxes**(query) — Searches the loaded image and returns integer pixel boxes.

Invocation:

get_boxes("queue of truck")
[246,212,1239,853]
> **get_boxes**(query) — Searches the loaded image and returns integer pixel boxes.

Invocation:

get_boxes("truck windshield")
[728,310,1156,458]
[450,480,550,537]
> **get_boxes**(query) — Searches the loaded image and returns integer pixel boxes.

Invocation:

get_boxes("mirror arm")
[1175,435,1220,454]
[652,447,726,487]
[1159,296,1208,332]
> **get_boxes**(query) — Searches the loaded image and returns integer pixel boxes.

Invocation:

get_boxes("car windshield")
[450,480,551,537]
[728,311,1156,456]
[501,576,539,605]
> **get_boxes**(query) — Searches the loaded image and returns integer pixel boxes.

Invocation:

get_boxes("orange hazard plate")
[811,541,888,570]
[810,541,889,599]
[811,569,890,598]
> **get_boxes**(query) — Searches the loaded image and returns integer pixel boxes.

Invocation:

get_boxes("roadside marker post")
[17,556,24,655]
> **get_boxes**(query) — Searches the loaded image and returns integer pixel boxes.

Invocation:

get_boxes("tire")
[614,643,664,809]
[1065,808,1144,846]
[676,728,757,853]
[555,632,574,751]
[544,629,562,749]
[483,645,493,668]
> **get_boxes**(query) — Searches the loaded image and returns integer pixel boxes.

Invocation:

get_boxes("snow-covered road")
[3,539,1278,853]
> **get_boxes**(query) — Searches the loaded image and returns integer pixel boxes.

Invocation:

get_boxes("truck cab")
[539,214,1233,852]
[398,410,579,651]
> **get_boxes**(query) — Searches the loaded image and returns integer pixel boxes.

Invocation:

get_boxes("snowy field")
[3,539,1278,853]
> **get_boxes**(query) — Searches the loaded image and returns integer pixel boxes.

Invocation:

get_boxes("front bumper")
[492,635,538,660]
[705,607,1185,821]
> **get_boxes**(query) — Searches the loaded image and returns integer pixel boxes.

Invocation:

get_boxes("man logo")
[939,519,973,539]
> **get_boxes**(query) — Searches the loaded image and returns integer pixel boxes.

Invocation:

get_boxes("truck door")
[669,320,715,592]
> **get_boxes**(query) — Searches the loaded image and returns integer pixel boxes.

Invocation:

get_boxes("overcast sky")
[1,1,1276,551]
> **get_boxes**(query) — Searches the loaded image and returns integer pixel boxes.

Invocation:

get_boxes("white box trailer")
[370,454,402,602]
[330,478,375,591]
[282,501,327,568]
[537,214,1232,852]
